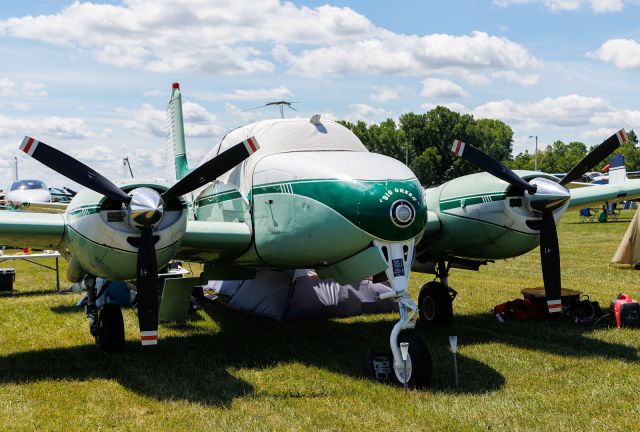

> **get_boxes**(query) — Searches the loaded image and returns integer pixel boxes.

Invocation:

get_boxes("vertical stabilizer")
[13,156,18,181]
[166,82,189,181]
[608,154,627,185]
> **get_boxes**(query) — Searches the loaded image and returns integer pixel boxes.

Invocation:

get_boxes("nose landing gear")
[375,239,432,388]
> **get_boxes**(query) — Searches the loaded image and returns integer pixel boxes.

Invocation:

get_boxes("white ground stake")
[449,336,459,391]
[400,342,409,392]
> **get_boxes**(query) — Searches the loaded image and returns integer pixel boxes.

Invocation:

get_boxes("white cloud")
[370,86,405,103]
[0,78,16,96]
[274,31,539,77]
[0,114,96,139]
[471,94,640,131]
[224,103,262,123]
[494,0,625,12]
[345,103,392,123]
[587,38,640,69]
[421,102,470,114]
[0,2,539,79]
[70,145,113,163]
[204,86,293,101]
[491,70,541,86]
[421,78,468,98]
[22,82,47,97]
[121,101,225,138]
[143,89,162,97]
[13,103,32,112]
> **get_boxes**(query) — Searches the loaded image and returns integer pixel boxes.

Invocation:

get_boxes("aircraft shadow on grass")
[425,312,639,363]
[1,301,503,405]
[4,302,635,404]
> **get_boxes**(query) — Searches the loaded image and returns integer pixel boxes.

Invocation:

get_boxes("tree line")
[338,106,639,185]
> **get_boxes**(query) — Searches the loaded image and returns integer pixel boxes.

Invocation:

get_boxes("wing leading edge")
[175,220,252,262]
[568,180,640,208]
[0,211,66,249]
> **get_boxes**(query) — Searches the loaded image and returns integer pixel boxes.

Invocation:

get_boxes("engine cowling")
[64,180,187,281]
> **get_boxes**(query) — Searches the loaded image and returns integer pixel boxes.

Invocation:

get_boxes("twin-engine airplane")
[4,82,639,390]
[412,130,640,326]
[0,84,431,388]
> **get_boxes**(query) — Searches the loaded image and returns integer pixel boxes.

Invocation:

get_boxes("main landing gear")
[84,275,125,353]
[375,240,432,388]
[418,261,456,326]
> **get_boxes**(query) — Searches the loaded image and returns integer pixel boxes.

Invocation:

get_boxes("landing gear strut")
[418,261,456,326]
[375,239,432,388]
[83,275,125,352]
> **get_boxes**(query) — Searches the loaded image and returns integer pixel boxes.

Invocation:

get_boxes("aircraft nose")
[355,178,427,241]
[527,177,570,212]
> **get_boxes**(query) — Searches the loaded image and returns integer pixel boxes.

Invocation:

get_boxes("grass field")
[1,210,640,431]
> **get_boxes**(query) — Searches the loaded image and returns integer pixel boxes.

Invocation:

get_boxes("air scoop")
[129,187,164,228]
[526,178,570,213]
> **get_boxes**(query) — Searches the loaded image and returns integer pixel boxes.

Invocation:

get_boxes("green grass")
[1,210,640,431]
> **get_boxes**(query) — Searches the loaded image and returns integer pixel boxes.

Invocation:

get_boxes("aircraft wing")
[12,201,68,213]
[175,220,252,262]
[568,180,640,208]
[0,211,66,249]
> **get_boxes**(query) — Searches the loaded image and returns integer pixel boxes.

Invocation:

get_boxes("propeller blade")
[20,136,131,203]
[451,139,537,195]
[162,136,259,203]
[137,226,159,345]
[540,211,562,316]
[559,129,627,186]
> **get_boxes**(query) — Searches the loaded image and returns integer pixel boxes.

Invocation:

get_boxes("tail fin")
[166,82,189,181]
[608,154,627,185]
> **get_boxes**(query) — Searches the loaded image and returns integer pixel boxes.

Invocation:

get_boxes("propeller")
[20,135,260,344]
[451,129,627,316]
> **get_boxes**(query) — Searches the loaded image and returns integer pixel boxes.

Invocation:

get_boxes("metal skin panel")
[0,211,65,250]
[248,151,427,268]
[176,220,252,262]
[62,180,187,280]
[418,172,565,261]
[252,192,373,267]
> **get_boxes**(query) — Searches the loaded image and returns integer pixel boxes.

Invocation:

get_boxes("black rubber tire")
[98,304,125,353]
[393,331,432,389]
[418,281,453,326]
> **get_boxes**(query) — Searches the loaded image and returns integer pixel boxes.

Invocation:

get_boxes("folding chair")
[579,208,595,223]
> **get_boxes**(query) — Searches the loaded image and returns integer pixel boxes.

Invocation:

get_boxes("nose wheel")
[375,239,432,389]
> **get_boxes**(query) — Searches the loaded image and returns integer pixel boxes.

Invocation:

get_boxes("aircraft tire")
[392,331,432,389]
[98,304,125,353]
[418,281,453,326]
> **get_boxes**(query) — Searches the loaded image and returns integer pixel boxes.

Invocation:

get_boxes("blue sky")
[1,0,639,187]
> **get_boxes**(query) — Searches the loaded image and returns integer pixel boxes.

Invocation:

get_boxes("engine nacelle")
[63,180,187,281]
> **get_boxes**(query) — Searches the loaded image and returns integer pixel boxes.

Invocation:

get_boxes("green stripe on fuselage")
[440,193,506,211]
[253,177,426,241]
[66,205,102,219]
[195,190,242,207]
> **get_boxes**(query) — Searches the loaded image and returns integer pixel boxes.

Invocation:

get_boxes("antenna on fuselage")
[242,101,298,119]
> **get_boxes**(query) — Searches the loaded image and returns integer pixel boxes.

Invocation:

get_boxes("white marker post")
[449,336,459,391]
[400,342,409,393]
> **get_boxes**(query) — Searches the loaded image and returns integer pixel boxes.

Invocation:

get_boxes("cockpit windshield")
[9,179,47,191]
